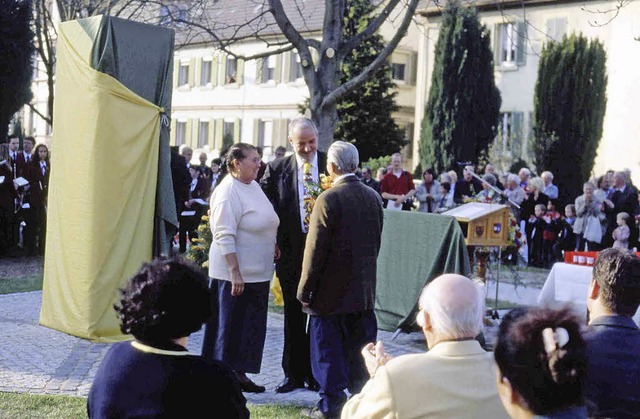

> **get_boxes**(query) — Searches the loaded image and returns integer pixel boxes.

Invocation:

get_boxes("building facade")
[415,0,640,180]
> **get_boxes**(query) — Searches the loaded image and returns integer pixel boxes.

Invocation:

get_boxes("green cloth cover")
[376,210,471,332]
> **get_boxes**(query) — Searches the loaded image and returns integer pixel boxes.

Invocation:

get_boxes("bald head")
[418,274,484,342]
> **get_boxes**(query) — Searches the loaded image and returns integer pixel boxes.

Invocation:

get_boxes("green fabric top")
[376,210,471,332]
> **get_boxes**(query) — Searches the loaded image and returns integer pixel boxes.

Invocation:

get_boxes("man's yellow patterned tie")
[303,162,312,232]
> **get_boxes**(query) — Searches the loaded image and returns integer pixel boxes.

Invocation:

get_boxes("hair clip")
[542,327,569,355]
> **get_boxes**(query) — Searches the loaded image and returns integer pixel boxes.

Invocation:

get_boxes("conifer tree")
[0,0,34,142]
[533,34,607,205]
[419,0,501,174]
[335,0,406,162]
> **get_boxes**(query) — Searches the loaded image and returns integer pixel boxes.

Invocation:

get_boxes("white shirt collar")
[333,173,356,183]
[295,152,318,172]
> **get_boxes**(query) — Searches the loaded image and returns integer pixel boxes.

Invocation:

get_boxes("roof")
[169,0,325,46]
[417,0,580,18]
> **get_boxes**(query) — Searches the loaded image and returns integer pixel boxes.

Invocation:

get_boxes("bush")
[362,155,391,175]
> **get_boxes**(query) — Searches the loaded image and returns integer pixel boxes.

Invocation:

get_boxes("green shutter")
[493,24,500,65]
[192,119,199,148]
[212,55,219,87]
[215,119,223,150]
[220,55,227,84]
[253,119,261,146]
[208,118,215,149]
[188,58,195,87]
[172,58,179,88]
[516,22,526,66]
[194,57,202,86]
[237,59,245,85]
[233,118,241,142]
[170,118,177,145]
[185,120,193,149]
[282,51,291,82]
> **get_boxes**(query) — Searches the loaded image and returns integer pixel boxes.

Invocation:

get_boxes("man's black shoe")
[275,377,305,393]
[305,377,320,392]
[301,407,338,419]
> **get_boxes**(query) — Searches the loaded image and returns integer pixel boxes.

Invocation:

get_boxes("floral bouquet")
[303,174,333,214]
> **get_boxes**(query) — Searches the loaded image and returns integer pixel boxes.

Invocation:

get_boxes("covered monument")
[39,16,176,341]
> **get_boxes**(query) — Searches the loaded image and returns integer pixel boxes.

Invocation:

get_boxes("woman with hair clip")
[494,307,588,418]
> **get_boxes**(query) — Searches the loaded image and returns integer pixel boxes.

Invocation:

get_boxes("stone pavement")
[0,291,428,407]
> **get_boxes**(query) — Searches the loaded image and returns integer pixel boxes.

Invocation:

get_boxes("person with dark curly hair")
[87,257,249,419]
[494,307,588,418]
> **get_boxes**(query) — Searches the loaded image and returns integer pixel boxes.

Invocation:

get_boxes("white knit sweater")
[208,175,279,283]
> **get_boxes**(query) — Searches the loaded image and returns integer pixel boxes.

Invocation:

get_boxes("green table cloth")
[376,210,471,332]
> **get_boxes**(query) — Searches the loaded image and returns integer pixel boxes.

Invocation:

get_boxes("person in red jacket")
[380,152,415,211]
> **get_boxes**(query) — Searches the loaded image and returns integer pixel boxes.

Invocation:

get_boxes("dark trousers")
[310,310,377,417]
[280,276,313,382]
[178,213,199,253]
[0,206,14,256]
[22,207,37,256]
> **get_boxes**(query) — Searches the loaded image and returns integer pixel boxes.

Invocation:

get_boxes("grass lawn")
[0,392,303,418]
[0,274,43,295]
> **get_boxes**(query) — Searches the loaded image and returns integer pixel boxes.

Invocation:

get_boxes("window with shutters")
[498,112,524,158]
[260,56,276,83]
[257,120,274,150]
[391,63,406,82]
[496,22,526,68]
[198,121,209,148]
[175,121,187,145]
[200,60,212,86]
[545,17,567,42]
[226,57,237,84]
[178,63,189,86]
[290,53,303,81]
[223,121,234,138]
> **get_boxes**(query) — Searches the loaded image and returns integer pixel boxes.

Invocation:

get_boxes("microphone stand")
[466,170,521,210]
[464,169,520,321]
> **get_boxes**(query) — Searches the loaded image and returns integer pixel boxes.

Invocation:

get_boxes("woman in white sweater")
[202,143,279,393]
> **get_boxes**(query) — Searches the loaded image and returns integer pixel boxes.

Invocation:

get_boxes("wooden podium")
[443,203,510,247]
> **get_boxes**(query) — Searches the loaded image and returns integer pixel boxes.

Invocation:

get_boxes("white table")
[538,262,640,325]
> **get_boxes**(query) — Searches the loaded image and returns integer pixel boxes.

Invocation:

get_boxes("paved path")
[0,291,427,406]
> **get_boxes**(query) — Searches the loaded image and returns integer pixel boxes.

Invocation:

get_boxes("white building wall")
[416,1,640,182]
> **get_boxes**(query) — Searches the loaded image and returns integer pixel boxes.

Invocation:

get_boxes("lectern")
[443,202,510,318]
[443,203,510,246]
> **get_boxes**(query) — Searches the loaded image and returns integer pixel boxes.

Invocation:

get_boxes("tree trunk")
[0,115,9,143]
[313,105,338,152]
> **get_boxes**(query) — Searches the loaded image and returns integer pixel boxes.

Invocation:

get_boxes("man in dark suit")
[15,136,35,178]
[602,171,639,247]
[585,248,640,418]
[454,165,483,203]
[297,141,384,418]
[360,166,380,195]
[261,117,326,393]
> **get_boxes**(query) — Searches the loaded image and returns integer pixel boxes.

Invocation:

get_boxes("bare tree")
[31,0,143,129]
[156,0,420,150]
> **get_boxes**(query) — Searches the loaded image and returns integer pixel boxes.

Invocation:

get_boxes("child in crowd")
[612,212,631,249]
[542,200,562,267]
[526,204,547,267]
[553,204,577,261]
[435,182,453,213]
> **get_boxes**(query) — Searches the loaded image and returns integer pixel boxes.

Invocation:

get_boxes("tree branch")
[339,0,402,58]
[323,0,419,109]
[27,103,52,126]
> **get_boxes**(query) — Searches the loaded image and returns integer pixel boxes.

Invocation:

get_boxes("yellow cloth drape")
[39,18,162,341]
[270,274,284,306]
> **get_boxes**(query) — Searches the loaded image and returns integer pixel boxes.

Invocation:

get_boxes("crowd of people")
[85,118,640,419]
[0,135,50,257]
[357,156,640,268]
